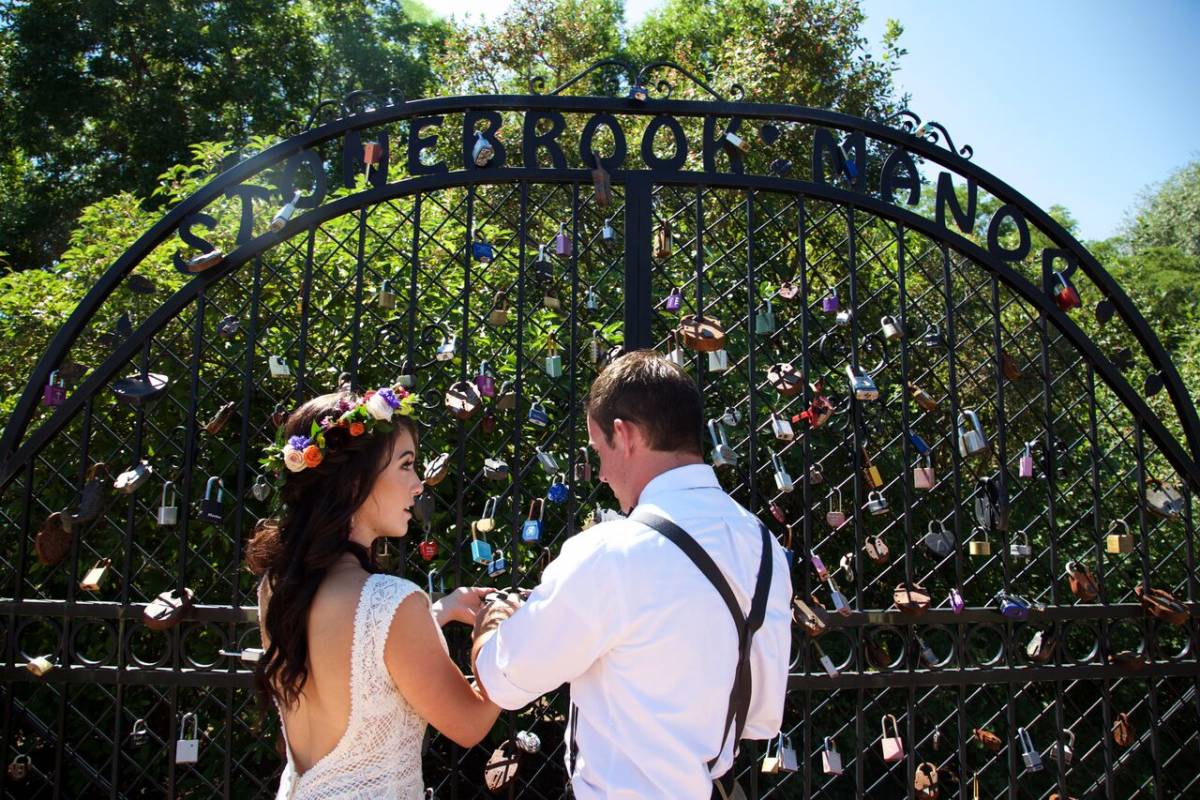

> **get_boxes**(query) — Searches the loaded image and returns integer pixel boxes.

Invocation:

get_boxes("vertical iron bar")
[294,229,317,401]
[624,176,652,350]
[348,202,368,387]
[1133,420,1165,800]
[746,192,758,516]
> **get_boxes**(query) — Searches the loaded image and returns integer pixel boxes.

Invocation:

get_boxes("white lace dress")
[271,573,445,800]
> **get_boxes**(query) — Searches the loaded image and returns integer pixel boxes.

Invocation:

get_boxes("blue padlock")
[908,432,931,456]
[528,402,550,428]
[470,522,493,565]
[996,592,1030,621]
[522,499,544,543]
[547,475,569,504]
[487,550,507,577]
[472,240,494,263]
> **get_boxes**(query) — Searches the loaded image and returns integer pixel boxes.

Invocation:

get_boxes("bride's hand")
[432,587,493,627]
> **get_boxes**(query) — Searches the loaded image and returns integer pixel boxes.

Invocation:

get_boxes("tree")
[1124,158,1200,260]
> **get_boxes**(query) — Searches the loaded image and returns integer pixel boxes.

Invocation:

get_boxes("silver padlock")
[268,355,290,377]
[917,636,938,667]
[175,712,200,765]
[865,490,888,516]
[771,451,794,493]
[585,286,600,310]
[779,734,798,772]
[924,520,955,557]
[1017,727,1043,772]
[835,308,854,326]
[770,412,794,441]
[958,409,989,458]
[435,333,457,362]
[251,474,272,501]
[708,420,737,468]
[815,642,839,677]
[268,191,301,233]
[536,447,560,474]
[880,314,905,341]
[378,279,396,309]
[1010,531,1032,560]
[1048,729,1075,765]
[829,579,851,617]
[821,737,843,775]
[707,348,729,371]
[601,218,616,243]
[426,568,446,602]
[157,481,179,526]
[846,364,879,401]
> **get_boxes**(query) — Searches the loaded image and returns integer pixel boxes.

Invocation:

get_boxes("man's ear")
[612,418,642,457]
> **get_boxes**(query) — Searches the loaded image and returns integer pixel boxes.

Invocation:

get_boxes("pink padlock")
[474,362,496,398]
[811,554,829,581]
[825,488,846,529]
[665,287,683,312]
[554,223,572,257]
[42,371,66,407]
[949,587,965,614]
[913,455,936,490]
[1019,442,1034,478]
[822,291,839,312]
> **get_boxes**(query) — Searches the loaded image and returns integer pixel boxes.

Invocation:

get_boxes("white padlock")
[175,712,200,765]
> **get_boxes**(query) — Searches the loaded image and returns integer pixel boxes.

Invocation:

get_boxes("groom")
[472,350,793,799]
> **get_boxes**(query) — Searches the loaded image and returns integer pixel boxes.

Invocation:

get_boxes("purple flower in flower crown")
[376,387,400,409]
[288,435,312,451]
[318,415,334,430]
[336,397,353,412]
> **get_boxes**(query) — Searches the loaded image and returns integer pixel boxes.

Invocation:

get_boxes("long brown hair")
[244,390,418,709]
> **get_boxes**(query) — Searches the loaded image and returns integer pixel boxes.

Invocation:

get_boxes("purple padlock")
[474,362,496,398]
[822,291,839,313]
[811,554,829,581]
[665,287,683,312]
[42,370,66,407]
[554,224,572,258]
[949,587,965,614]
[1019,442,1034,478]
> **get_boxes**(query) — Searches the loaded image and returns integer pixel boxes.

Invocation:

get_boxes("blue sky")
[433,0,1199,242]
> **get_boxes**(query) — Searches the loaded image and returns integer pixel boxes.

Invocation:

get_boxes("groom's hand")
[431,586,493,627]
[471,592,523,684]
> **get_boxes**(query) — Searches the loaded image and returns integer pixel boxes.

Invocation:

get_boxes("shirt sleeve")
[476,528,628,710]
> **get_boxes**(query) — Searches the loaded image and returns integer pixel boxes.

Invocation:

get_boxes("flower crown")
[261,386,419,475]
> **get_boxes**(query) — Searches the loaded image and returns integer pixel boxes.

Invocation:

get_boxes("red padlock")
[363,141,383,165]
[418,538,438,561]
[769,502,787,525]
[1053,271,1080,311]
[793,395,833,430]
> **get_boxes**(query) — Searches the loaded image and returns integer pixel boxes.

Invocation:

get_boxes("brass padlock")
[968,527,992,556]
[862,446,883,488]
[908,382,938,412]
[79,558,112,592]
[488,291,509,327]
[26,655,55,677]
[1106,519,1134,554]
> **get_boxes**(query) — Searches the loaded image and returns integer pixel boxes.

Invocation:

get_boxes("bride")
[246,386,500,799]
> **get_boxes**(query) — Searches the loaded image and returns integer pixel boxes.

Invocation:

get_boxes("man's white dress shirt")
[476,464,793,799]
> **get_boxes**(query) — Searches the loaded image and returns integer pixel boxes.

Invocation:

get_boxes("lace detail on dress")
[275,574,444,800]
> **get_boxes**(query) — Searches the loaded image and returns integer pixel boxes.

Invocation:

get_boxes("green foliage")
[1125,159,1200,260]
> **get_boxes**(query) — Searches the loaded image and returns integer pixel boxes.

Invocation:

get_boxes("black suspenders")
[566,510,772,784]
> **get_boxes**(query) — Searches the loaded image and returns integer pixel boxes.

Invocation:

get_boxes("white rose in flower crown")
[365,392,395,421]
[282,446,307,472]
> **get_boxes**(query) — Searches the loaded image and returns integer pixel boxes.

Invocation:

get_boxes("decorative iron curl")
[873,107,974,160]
[300,88,406,132]
[530,58,638,96]
[302,98,346,132]
[343,89,384,115]
[634,60,743,103]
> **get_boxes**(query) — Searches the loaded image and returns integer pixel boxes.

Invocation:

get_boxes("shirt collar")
[637,463,720,505]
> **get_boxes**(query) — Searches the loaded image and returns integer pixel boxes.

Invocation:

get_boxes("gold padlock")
[79,558,112,592]
[26,656,54,677]
[1106,519,1134,554]
[968,534,992,556]
[862,447,883,489]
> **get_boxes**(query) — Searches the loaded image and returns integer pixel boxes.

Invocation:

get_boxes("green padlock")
[755,298,776,334]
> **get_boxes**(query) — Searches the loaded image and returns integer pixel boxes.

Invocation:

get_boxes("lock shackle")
[783,524,792,549]
[204,476,222,501]
[180,712,198,740]
[959,408,982,431]
[881,713,899,738]
[823,736,837,753]
[49,370,62,386]
[828,486,843,511]
[1016,726,1034,752]
[1107,518,1131,535]
[1062,729,1076,747]
[482,496,499,519]
[162,480,176,505]
[528,498,544,520]
[132,718,148,735]
[867,489,883,502]
[770,450,784,472]
[426,568,444,595]
[928,519,949,535]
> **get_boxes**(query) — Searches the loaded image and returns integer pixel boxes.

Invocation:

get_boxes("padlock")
[547,474,569,504]
[916,636,937,667]
[880,714,904,763]
[522,499,544,543]
[394,359,417,389]
[761,737,781,774]
[829,579,851,617]
[7,754,30,781]
[1009,532,1032,560]
[880,315,904,341]
[1106,519,1134,554]
[472,239,494,263]
[957,409,988,458]
[722,129,749,153]
[601,218,616,243]
[251,474,272,501]
[863,534,890,564]
[131,718,149,748]
[822,290,839,312]
[574,448,592,483]
[949,586,965,614]
[157,481,179,526]
[472,130,495,166]
[1052,271,1080,311]
[473,362,496,398]
[487,549,507,577]
[426,567,446,601]
[488,292,509,326]
[811,553,829,581]
[794,394,834,429]
[924,520,955,557]
[1017,727,1043,772]
[80,558,112,592]
[821,737,843,775]
[1019,441,1035,478]
[581,286,600,312]
[771,451,794,493]
[1048,729,1075,765]
[532,447,559,474]
[975,475,1009,532]
[825,487,846,529]
[1145,479,1185,521]
[839,140,858,180]
[418,536,438,561]
[779,734,798,771]
[908,382,938,412]
[217,314,241,337]
[543,285,562,311]
[721,406,741,427]
[481,409,497,435]
[770,503,786,524]
[554,223,572,257]
[665,287,683,312]
[654,220,672,258]
[838,552,855,582]
[861,447,883,488]
[913,455,936,490]
[707,349,728,371]
[968,527,992,556]
[545,337,563,377]
[815,641,839,677]
[997,592,1031,620]
[846,364,879,401]
[26,655,54,676]
[115,461,153,494]
[777,280,799,300]
[755,299,776,334]
[865,490,888,516]
[475,496,500,533]
[199,476,224,524]
[807,464,825,486]
[175,712,200,765]
[268,355,290,377]
[770,412,794,441]
[708,420,738,468]
[909,432,932,456]
[628,83,649,102]
[470,523,493,564]
[435,333,457,362]
[835,308,854,327]
[528,402,550,427]
[378,280,396,309]
[42,370,67,406]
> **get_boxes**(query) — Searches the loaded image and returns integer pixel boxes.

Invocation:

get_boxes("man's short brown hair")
[585,350,703,455]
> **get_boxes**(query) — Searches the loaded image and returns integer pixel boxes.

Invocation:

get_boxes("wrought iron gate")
[2,61,1198,799]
